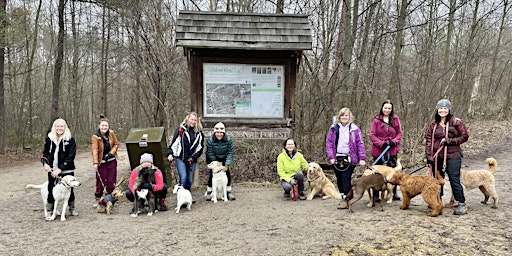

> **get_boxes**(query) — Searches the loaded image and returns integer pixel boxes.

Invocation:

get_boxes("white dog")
[26,175,81,221]
[208,161,228,203]
[172,184,192,214]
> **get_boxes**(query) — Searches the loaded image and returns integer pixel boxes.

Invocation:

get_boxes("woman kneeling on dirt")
[205,122,235,201]
[277,138,308,200]
[125,153,169,213]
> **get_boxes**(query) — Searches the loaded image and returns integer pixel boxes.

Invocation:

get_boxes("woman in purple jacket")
[369,100,403,201]
[326,107,366,209]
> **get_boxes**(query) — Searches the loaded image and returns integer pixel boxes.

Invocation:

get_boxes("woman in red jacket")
[369,100,403,201]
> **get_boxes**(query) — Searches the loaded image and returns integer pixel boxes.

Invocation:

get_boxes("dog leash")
[371,145,391,166]
[95,168,107,194]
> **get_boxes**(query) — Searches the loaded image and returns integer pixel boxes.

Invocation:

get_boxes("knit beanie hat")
[436,99,451,110]
[140,153,153,164]
[214,122,226,133]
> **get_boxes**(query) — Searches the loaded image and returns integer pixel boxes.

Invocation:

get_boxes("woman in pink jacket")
[126,153,168,214]
[369,100,403,201]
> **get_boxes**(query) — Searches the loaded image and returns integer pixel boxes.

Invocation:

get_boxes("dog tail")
[486,157,497,174]
[394,158,402,172]
[26,183,45,189]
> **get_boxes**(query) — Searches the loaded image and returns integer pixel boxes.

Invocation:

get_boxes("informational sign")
[203,127,291,140]
[203,63,284,118]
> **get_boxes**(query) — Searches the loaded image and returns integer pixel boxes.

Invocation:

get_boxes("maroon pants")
[95,160,117,198]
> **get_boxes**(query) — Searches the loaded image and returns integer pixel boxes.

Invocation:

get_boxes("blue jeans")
[174,158,196,191]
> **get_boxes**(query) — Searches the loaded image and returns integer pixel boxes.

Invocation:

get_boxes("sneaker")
[454,203,467,215]
[374,198,381,203]
[70,208,79,216]
[227,191,236,201]
[298,192,306,200]
[205,191,212,201]
[192,199,196,204]
[392,195,401,201]
[284,192,291,199]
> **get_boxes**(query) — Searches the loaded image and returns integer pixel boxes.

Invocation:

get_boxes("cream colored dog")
[363,158,402,206]
[306,162,342,200]
[449,157,499,208]
[207,161,228,203]
[26,175,81,221]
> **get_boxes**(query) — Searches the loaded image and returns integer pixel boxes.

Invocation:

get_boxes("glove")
[382,142,389,149]
[389,141,396,147]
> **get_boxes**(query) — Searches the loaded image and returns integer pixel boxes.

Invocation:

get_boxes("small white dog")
[173,184,192,214]
[208,161,228,203]
[26,175,81,221]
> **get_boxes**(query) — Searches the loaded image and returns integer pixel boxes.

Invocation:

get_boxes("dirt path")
[1,141,511,255]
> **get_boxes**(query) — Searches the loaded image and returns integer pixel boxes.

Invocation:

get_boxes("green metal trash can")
[125,127,173,185]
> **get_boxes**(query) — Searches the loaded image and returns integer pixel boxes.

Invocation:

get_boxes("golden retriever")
[363,158,402,206]
[306,162,342,200]
[388,172,444,217]
[449,157,498,208]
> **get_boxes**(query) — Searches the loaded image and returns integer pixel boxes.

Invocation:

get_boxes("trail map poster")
[203,63,284,118]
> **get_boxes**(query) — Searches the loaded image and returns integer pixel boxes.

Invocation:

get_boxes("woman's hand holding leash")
[44,163,52,172]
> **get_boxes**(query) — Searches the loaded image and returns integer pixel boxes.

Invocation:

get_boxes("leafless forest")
[1,0,511,179]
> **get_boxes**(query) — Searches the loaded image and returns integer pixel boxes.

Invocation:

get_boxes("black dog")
[131,167,156,217]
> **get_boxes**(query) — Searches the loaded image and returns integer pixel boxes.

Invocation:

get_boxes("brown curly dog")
[388,172,445,217]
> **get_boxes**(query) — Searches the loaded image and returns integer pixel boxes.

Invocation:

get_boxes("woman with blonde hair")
[325,108,366,209]
[41,118,77,216]
[168,112,204,201]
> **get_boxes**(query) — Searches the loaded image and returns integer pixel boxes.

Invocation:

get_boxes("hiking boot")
[205,191,212,201]
[298,192,306,200]
[69,201,79,216]
[337,200,348,209]
[158,199,168,211]
[227,191,236,201]
[454,202,467,215]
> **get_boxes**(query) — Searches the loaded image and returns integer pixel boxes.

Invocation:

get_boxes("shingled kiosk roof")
[176,11,312,51]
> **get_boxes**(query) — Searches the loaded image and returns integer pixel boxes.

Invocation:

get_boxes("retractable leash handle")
[372,145,391,166]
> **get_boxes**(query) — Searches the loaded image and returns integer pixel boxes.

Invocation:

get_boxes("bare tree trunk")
[21,0,42,145]
[389,0,408,108]
[486,0,509,100]
[0,0,6,152]
[51,0,66,122]
[100,5,110,116]
[276,0,284,13]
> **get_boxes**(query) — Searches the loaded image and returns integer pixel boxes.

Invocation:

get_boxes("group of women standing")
[276,99,469,215]
[40,98,468,216]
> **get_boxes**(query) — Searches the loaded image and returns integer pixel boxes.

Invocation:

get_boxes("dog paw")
[366,203,373,207]
[130,213,138,218]
[60,217,66,221]
[147,212,153,216]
